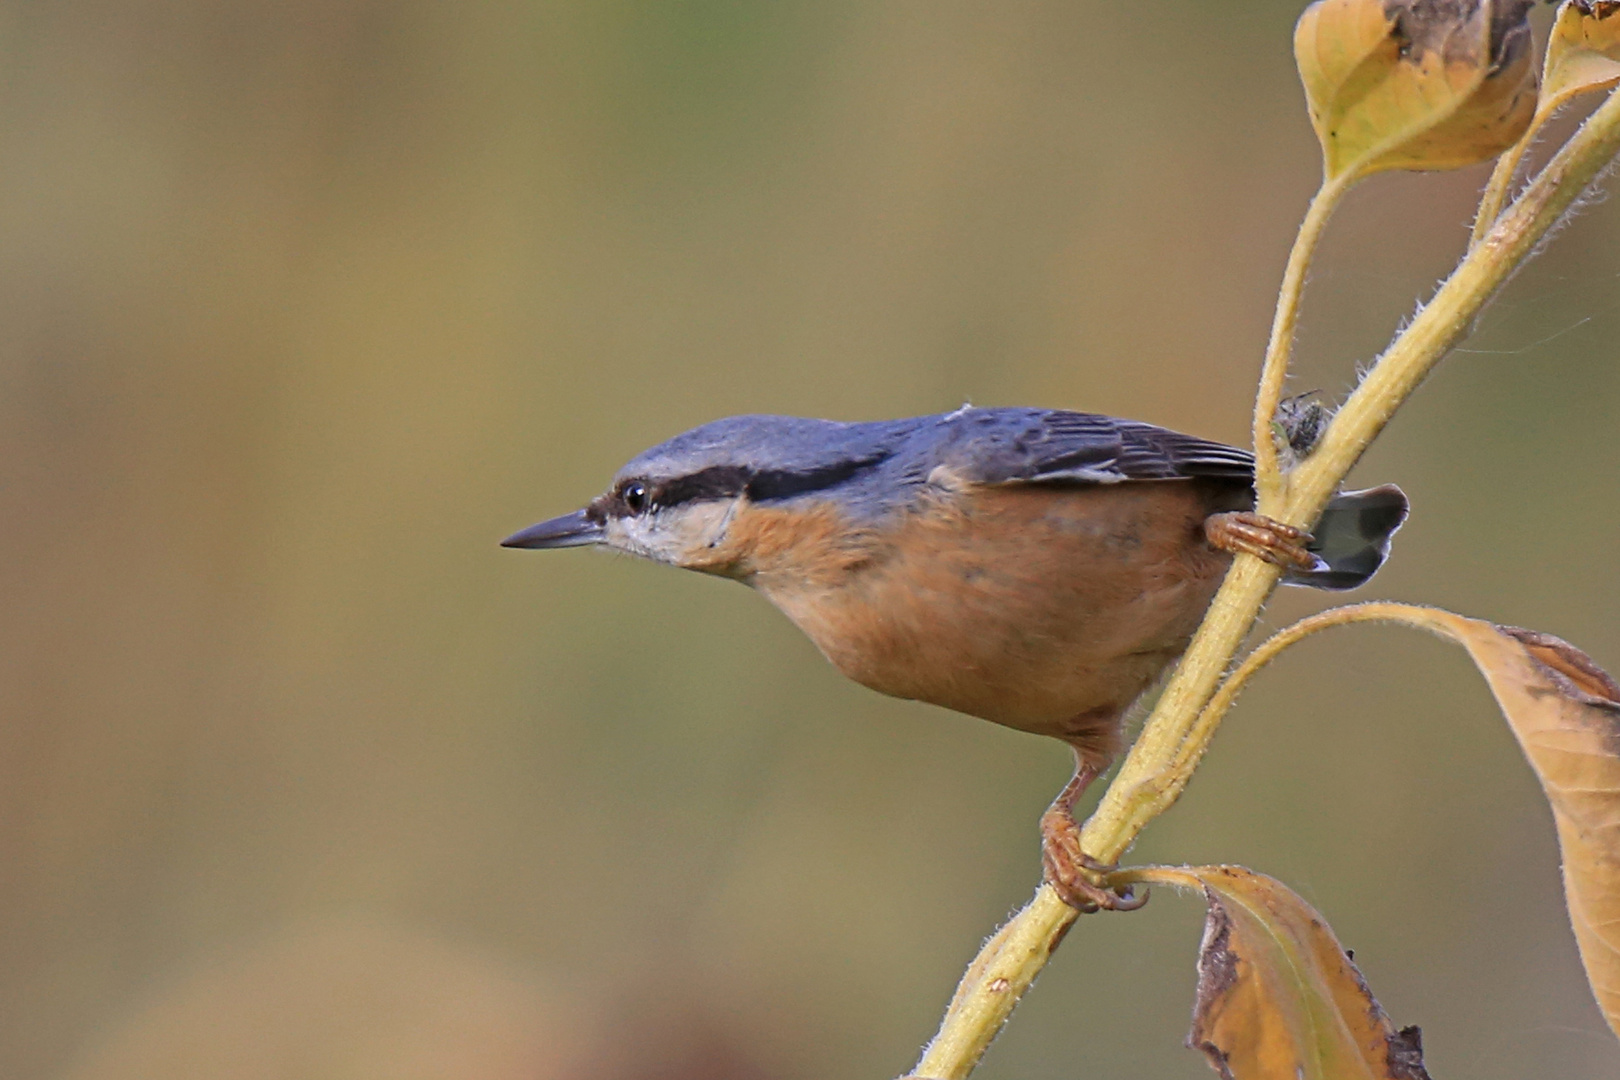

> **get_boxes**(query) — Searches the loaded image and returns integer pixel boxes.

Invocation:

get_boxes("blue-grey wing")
[931,407,1254,486]
[916,407,1406,592]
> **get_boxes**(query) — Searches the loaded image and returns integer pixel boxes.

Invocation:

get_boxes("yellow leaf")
[1542,0,1620,115]
[1555,812,1620,1025]
[1295,0,1538,181]
[1422,616,1620,1036]
[1117,865,1430,1080]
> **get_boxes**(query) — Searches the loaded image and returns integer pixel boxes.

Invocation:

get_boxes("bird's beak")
[501,510,605,549]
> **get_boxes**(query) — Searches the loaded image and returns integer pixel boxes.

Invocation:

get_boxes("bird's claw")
[1204,511,1323,573]
[1039,807,1148,913]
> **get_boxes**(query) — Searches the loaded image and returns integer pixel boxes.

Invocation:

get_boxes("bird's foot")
[1204,511,1322,572]
[1039,806,1147,913]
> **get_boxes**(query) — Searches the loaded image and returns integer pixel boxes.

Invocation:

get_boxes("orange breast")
[741,483,1235,755]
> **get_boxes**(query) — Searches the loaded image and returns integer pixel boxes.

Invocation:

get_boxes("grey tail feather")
[1282,484,1409,591]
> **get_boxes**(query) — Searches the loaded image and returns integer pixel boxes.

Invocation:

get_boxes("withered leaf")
[1115,865,1430,1080]
[1417,614,1620,1036]
[1541,0,1620,114]
[1295,0,1537,181]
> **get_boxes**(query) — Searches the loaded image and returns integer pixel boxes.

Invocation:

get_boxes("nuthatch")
[503,407,1407,911]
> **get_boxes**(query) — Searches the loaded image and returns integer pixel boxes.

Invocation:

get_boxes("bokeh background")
[2,2,1618,1077]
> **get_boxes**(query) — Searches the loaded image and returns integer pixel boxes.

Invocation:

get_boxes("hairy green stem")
[1253,172,1354,512]
[1473,126,1535,248]
[1188,601,1462,741]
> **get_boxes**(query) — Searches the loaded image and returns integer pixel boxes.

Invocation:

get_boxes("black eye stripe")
[746,458,878,501]
[612,453,890,516]
[650,465,751,509]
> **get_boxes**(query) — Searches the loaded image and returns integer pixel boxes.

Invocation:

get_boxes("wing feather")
[932,408,1254,487]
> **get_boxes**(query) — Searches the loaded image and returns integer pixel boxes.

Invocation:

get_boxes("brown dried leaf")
[1416,613,1620,1034]
[1541,1,1620,115]
[1120,865,1431,1080]
[1295,0,1538,181]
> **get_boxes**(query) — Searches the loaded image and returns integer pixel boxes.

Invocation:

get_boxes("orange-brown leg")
[1040,748,1147,913]
[1204,511,1323,572]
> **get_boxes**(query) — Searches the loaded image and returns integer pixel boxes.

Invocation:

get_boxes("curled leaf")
[1471,0,1620,244]
[1295,0,1538,181]
[1432,617,1620,1033]
[1117,865,1431,1080]
[1283,606,1620,1037]
[1542,0,1620,114]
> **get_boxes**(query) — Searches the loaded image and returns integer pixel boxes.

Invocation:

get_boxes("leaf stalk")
[1252,171,1354,511]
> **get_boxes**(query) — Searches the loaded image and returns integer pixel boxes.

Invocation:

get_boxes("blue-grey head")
[501,413,927,573]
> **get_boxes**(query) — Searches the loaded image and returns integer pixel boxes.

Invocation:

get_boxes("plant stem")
[1473,125,1535,248]
[911,889,1077,1080]
[1285,85,1620,526]
[1253,172,1354,513]
[911,84,1620,1080]
[1079,555,1282,857]
[1192,602,1459,736]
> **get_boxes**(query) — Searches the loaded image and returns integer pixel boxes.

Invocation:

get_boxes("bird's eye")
[621,481,649,514]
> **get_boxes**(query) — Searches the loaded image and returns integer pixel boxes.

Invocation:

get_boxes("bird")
[502,406,1407,911]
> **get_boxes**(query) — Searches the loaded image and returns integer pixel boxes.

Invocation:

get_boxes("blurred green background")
[2,2,1618,1077]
